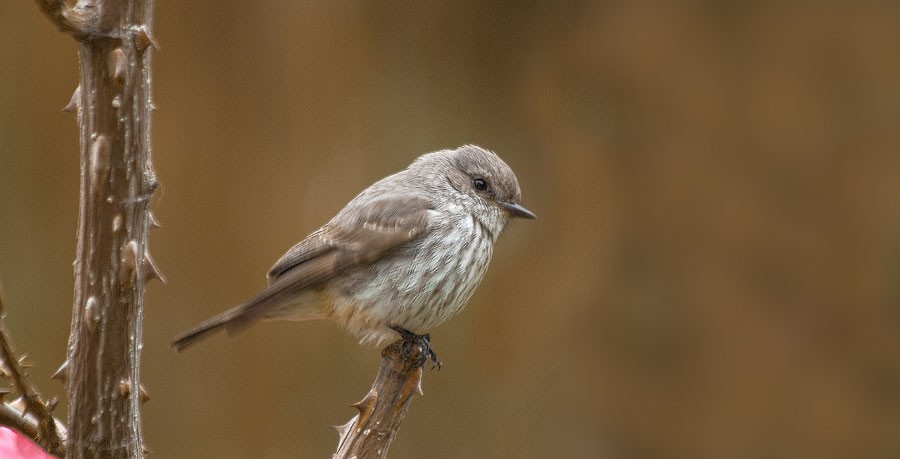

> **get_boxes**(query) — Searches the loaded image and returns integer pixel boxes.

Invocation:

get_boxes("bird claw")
[391,326,441,370]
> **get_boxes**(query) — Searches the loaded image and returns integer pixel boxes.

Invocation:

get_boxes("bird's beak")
[502,202,537,220]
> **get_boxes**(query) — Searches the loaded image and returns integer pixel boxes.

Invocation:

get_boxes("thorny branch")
[35,0,159,456]
[333,340,429,459]
[0,291,66,457]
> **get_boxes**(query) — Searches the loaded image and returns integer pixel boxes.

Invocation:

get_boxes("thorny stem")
[35,0,160,457]
[333,340,428,459]
[0,292,66,456]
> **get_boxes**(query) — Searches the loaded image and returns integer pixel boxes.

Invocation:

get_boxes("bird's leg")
[390,326,441,370]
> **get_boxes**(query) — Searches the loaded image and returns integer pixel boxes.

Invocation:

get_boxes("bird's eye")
[473,178,488,191]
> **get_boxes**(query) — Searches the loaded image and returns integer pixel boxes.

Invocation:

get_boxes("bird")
[171,145,535,366]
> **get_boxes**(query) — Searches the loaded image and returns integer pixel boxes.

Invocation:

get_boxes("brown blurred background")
[3,1,900,458]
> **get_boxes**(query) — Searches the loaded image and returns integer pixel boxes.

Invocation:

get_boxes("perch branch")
[0,292,66,456]
[333,340,429,459]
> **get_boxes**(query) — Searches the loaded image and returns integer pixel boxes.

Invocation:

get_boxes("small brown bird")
[171,145,534,364]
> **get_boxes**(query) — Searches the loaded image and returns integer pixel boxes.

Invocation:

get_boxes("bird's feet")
[391,326,441,370]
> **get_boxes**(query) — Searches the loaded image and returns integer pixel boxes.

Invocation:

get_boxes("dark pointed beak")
[502,202,537,220]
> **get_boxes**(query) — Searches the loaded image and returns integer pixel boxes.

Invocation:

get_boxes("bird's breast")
[329,209,496,340]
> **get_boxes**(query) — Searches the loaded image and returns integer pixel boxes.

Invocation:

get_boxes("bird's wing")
[265,228,333,284]
[220,193,433,332]
[267,193,434,285]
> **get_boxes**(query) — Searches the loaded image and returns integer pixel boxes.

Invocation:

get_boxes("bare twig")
[0,293,66,457]
[333,341,428,459]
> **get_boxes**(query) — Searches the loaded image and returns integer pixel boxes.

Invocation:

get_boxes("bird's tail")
[172,280,327,352]
[170,304,255,352]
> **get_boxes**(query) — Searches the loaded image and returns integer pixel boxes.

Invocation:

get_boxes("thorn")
[350,387,378,432]
[20,397,33,419]
[142,250,166,284]
[17,356,33,371]
[51,361,70,384]
[0,387,12,400]
[133,25,159,53]
[139,384,150,405]
[335,418,356,439]
[148,100,158,111]
[149,211,162,229]
[350,387,377,415]
[9,397,25,414]
[63,86,80,113]
[398,366,425,407]
[142,444,152,455]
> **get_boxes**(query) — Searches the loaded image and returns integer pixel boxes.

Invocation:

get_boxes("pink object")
[0,427,54,459]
